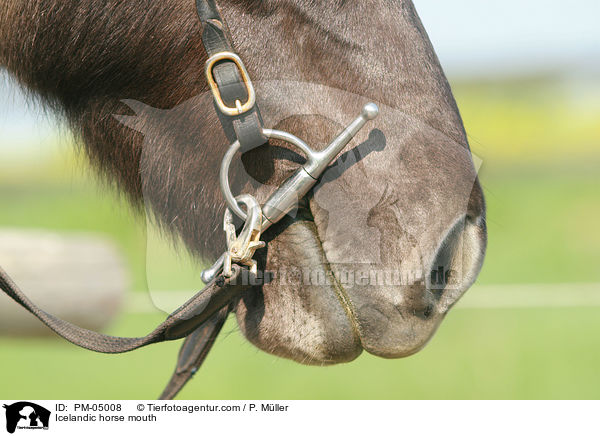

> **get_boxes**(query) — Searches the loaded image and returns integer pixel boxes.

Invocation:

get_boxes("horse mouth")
[234,192,487,365]
[228,112,487,365]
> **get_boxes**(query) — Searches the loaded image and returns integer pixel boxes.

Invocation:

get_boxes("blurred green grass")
[1,306,599,399]
[454,75,600,164]
[0,76,599,398]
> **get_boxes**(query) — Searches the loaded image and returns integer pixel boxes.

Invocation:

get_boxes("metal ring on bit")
[219,128,313,222]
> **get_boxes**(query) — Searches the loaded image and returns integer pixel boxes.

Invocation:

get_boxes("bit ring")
[219,129,312,221]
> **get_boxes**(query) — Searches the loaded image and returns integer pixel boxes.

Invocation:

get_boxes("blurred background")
[0,0,598,399]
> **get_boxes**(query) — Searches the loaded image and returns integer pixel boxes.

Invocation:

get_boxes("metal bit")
[261,103,379,230]
[202,103,379,283]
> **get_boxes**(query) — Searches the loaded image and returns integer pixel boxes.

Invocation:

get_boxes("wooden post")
[0,230,128,335]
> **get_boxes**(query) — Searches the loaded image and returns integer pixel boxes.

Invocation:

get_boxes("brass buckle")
[205,52,256,116]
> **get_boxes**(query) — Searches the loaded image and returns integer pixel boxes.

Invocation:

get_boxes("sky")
[2,0,600,147]
[414,0,600,76]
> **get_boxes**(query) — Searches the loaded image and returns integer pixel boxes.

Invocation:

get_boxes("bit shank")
[261,103,379,229]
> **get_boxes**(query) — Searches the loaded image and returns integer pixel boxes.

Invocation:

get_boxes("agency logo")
[2,402,50,434]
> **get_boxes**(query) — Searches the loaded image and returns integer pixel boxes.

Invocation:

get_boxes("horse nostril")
[422,303,433,319]
[427,213,487,310]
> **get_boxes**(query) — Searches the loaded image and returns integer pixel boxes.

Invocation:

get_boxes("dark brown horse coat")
[0,0,486,365]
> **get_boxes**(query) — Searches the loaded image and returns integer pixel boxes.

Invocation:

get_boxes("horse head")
[0,0,486,366]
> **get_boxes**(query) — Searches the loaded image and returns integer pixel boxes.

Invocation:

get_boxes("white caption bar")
[0,400,597,436]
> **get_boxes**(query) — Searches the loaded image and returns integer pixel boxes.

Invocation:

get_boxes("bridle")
[0,0,378,398]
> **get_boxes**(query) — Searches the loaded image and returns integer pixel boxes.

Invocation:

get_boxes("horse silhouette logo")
[2,402,50,434]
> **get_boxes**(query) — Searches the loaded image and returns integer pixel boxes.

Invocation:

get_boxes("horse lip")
[246,200,366,360]
[279,201,365,342]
